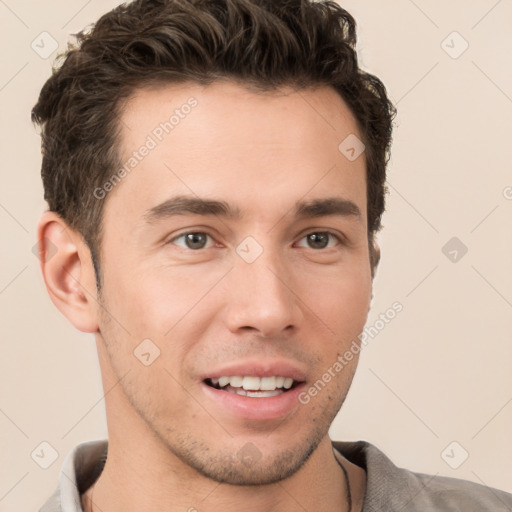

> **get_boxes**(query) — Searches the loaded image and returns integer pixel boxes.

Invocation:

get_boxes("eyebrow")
[143,195,362,223]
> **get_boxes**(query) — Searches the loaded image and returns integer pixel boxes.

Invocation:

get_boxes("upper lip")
[200,360,307,382]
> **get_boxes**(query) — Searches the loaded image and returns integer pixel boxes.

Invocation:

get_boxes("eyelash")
[168,230,344,250]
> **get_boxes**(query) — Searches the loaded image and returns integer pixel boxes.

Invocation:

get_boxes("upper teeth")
[211,376,294,391]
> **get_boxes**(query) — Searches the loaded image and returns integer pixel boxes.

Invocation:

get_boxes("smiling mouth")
[204,376,300,398]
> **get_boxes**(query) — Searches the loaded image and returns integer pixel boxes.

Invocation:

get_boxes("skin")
[39,81,376,512]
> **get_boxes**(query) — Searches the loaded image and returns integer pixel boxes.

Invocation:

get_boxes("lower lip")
[201,382,306,421]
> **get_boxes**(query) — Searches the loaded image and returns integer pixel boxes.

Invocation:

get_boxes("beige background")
[1,0,511,510]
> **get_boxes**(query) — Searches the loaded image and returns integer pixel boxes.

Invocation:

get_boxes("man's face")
[95,81,372,484]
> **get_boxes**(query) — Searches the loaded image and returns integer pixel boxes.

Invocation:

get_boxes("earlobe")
[37,212,99,333]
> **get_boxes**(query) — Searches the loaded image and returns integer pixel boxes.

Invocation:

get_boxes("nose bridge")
[225,237,300,336]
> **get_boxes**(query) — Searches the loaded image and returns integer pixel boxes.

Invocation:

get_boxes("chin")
[194,446,317,486]
[166,425,326,486]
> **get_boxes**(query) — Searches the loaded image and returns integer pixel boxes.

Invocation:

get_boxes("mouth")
[200,364,307,421]
[204,375,301,398]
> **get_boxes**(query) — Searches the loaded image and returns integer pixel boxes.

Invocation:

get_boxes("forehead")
[120,81,361,149]
[108,81,366,224]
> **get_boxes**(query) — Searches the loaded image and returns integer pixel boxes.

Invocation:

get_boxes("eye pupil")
[186,233,207,249]
[308,233,329,249]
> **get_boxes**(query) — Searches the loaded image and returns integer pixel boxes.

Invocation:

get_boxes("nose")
[222,247,303,338]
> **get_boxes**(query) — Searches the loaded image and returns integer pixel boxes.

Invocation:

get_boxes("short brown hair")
[32,0,396,283]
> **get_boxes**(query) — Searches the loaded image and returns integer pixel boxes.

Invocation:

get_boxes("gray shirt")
[39,438,512,511]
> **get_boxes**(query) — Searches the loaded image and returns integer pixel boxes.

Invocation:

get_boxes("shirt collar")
[40,439,108,512]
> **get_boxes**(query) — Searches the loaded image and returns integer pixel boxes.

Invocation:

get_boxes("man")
[33,0,512,511]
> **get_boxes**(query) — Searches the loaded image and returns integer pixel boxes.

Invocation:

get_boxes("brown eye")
[171,232,212,250]
[296,232,341,250]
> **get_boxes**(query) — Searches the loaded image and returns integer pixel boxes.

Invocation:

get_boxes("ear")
[37,211,99,333]
[370,239,381,280]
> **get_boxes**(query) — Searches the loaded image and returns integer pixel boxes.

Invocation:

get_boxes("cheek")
[306,265,371,340]
[99,263,226,384]
[104,261,221,338]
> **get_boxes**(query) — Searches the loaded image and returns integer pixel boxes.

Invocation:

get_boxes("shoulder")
[332,440,512,512]
[410,470,512,511]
